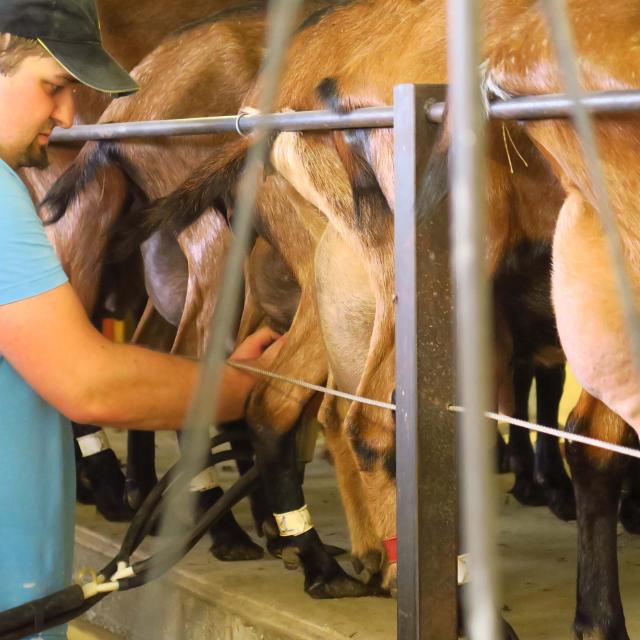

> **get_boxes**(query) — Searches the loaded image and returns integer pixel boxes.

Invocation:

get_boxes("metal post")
[448,0,501,638]
[395,83,457,640]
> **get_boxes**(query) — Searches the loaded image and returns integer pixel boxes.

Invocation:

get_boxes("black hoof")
[573,619,630,640]
[620,494,640,534]
[208,512,264,562]
[269,537,346,568]
[503,617,520,640]
[125,477,157,512]
[546,485,576,521]
[306,572,381,599]
[210,529,264,561]
[281,544,301,570]
[95,498,136,523]
[351,549,384,583]
[510,476,547,507]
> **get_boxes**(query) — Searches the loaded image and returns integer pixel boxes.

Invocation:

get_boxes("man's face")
[0,53,76,169]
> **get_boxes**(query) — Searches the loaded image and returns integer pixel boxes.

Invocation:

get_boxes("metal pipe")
[485,89,640,120]
[50,107,395,142]
[50,88,640,144]
[448,0,501,639]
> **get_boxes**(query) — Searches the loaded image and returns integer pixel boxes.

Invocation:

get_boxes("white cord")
[225,360,396,410]
[448,405,640,460]
[225,361,640,459]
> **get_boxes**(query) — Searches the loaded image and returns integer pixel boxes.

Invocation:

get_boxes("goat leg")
[534,363,576,521]
[566,392,631,640]
[508,362,547,507]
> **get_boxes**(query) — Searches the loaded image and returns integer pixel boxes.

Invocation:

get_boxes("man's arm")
[0,282,281,429]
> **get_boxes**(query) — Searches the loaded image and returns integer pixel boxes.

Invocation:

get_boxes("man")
[0,1,283,636]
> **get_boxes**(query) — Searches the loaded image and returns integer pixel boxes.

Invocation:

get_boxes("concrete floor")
[69,620,120,639]
[71,370,640,639]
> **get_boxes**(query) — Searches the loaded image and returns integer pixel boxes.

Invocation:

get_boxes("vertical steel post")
[448,0,501,638]
[395,83,457,640]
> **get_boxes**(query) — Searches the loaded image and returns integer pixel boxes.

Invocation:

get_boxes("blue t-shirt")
[0,159,74,639]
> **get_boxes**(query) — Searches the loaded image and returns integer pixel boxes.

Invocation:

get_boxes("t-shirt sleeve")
[0,194,68,305]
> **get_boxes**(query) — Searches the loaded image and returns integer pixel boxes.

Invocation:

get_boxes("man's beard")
[16,140,49,170]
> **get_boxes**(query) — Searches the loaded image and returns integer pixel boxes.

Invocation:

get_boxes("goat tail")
[111,136,249,263]
[316,76,393,228]
[41,141,141,225]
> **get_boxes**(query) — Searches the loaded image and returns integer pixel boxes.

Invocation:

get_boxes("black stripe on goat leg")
[566,391,632,640]
[534,363,576,521]
[619,435,640,534]
[176,429,263,561]
[217,419,277,554]
[125,430,157,511]
[508,362,547,507]
[74,422,134,522]
[253,423,375,598]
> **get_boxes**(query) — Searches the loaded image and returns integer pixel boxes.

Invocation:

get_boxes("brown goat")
[42,3,271,560]
[127,1,640,630]
[122,0,564,610]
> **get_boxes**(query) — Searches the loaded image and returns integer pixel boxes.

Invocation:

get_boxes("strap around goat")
[76,431,110,458]
[384,537,397,564]
[274,505,314,537]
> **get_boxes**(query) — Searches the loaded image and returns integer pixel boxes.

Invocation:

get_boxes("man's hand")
[230,325,284,365]
[219,325,286,422]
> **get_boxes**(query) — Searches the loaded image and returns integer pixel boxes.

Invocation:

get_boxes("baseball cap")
[0,0,139,95]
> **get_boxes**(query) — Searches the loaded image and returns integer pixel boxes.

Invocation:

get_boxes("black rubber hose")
[102,448,252,580]
[0,585,86,637]
[0,447,257,640]
[0,594,106,640]
[118,465,260,589]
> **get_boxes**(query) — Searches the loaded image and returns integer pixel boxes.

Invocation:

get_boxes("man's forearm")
[81,342,252,430]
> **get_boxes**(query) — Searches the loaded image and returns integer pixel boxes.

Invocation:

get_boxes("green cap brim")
[38,38,139,95]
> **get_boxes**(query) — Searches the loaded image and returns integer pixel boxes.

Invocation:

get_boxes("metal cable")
[226,361,396,410]
[449,405,640,460]
[227,360,640,461]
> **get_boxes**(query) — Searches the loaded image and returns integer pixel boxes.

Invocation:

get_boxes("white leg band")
[189,466,220,492]
[76,431,110,458]
[457,553,470,585]
[274,505,314,537]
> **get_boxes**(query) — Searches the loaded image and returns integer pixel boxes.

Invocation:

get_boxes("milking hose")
[0,435,259,640]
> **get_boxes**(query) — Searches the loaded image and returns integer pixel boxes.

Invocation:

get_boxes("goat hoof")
[351,549,384,581]
[503,618,520,640]
[210,537,264,561]
[572,616,631,640]
[620,494,640,534]
[306,573,379,599]
[282,544,301,570]
[546,485,576,521]
[209,523,264,562]
[510,476,547,507]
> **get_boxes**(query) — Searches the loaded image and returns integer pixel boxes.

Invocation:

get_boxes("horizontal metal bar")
[50,106,395,142]
[483,88,640,120]
[49,88,640,144]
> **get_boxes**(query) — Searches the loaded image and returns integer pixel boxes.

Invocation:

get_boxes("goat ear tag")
[274,505,314,537]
